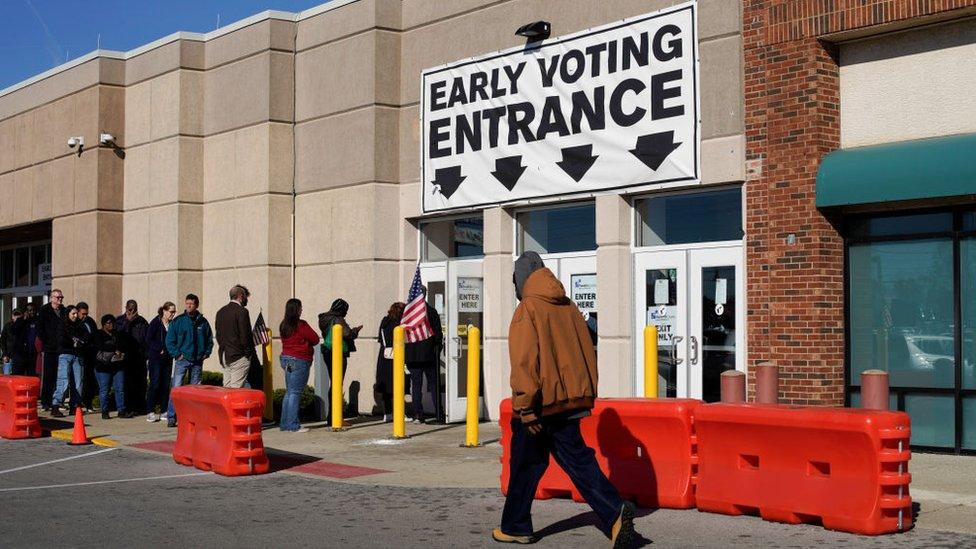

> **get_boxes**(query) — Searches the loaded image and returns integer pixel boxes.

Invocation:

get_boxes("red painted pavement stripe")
[128,440,388,479]
[129,440,176,453]
[270,454,389,479]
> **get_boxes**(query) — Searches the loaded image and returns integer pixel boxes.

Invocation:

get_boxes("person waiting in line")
[375,302,405,422]
[164,294,213,428]
[493,251,636,547]
[76,302,99,413]
[116,300,149,415]
[23,303,39,376]
[1,308,30,376]
[145,302,176,423]
[278,298,319,433]
[0,308,23,375]
[215,285,257,388]
[37,289,67,409]
[92,315,131,419]
[318,298,361,424]
[405,286,443,423]
[51,305,88,417]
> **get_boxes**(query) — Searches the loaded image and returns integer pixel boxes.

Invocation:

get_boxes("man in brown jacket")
[494,252,636,547]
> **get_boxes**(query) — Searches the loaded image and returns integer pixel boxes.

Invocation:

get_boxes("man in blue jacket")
[164,294,213,428]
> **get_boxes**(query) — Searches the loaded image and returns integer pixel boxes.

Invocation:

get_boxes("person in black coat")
[92,315,132,419]
[37,289,67,408]
[116,300,149,415]
[145,302,176,422]
[375,302,405,421]
[405,287,443,423]
[76,302,99,412]
[1,309,30,376]
[0,308,23,375]
[51,306,88,416]
[318,299,361,423]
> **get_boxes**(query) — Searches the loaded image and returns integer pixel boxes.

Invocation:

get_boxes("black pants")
[408,363,439,420]
[82,353,97,408]
[124,356,147,414]
[9,359,31,376]
[501,417,624,536]
[40,351,59,407]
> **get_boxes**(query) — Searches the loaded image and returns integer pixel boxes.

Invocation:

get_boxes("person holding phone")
[317,298,361,424]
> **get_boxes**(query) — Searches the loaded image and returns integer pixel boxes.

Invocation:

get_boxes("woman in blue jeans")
[51,305,87,417]
[278,298,319,433]
[91,315,132,419]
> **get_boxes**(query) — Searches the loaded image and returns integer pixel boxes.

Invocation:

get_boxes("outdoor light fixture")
[99,133,116,146]
[515,21,550,42]
[66,136,84,149]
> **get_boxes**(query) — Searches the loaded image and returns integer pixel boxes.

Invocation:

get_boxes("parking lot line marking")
[0,472,210,492]
[0,447,118,475]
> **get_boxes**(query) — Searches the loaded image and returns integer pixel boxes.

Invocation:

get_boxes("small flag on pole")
[401,265,433,343]
[253,311,271,346]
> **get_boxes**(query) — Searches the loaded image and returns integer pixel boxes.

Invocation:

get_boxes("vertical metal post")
[262,329,274,421]
[392,326,407,439]
[861,369,890,411]
[331,324,344,431]
[644,326,658,398]
[755,363,779,404]
[720,370,746,403]
[463,326,481,447]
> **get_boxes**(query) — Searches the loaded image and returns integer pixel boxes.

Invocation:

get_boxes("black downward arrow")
[630,131,682,171]
[556,144,598,182]
[491,155,526,191]
[430,166,466,200]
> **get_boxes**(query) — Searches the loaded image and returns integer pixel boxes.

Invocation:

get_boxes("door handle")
[670,336,683,366]
[451,336,461,359]
[690,335,699,365]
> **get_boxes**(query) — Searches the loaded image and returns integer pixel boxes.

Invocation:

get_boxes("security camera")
[67,136,84,149]
[99,133,115,146]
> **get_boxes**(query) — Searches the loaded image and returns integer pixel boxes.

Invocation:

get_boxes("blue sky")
[0,0,330,90]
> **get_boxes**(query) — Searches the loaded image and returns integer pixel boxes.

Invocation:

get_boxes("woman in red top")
[278,298,319,432]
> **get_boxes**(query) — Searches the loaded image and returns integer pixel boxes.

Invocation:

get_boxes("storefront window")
[420,217,484,262]
[636,187,742,247]
[848,212,952,238]
[849,239,955,388]
[963,237,976,389]
[0,250,12,289]
[517,204,596,254]
[905,394,955,448]
[965,397,976,451]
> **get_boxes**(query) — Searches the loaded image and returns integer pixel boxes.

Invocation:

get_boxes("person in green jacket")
[164,294,213,428]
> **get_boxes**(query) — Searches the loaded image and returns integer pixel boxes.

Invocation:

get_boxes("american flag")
[252,311,271,346]
[401,266,433,343]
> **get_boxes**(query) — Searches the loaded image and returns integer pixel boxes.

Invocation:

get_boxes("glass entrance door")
[447,259,484,423]
[635,246,743,401]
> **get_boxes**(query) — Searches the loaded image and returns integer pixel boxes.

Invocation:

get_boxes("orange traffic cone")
[67,406,92,446]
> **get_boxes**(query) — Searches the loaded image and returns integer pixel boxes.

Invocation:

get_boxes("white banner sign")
[421,2,699,213]
[38,263,52,287]
[457,277,483,313]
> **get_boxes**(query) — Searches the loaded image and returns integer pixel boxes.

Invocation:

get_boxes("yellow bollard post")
[262,328,274,420]
[331,323,344,431]
[644,325,658,398]
[392,326,407,439]
[463,325,481,447]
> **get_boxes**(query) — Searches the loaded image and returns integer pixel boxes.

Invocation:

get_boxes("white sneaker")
[294,427,310,433]
[159,412,168,420]
[382,414,391,423]
[146,412,159,423]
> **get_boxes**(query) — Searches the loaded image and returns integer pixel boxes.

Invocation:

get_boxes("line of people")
[1,284,445,433]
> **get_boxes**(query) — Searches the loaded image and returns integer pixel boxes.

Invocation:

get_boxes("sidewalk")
[40,410,976,536]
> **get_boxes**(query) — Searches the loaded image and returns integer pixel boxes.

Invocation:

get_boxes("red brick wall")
[743,0,976,405]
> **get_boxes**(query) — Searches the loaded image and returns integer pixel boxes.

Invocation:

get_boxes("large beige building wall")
[840,17,976,148]
[0,57,126,317]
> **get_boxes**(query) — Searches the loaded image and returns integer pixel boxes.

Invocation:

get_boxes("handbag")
[381,329,393,360]
[322,321,348,354]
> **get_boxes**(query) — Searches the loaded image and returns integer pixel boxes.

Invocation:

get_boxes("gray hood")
[513,251,545,301]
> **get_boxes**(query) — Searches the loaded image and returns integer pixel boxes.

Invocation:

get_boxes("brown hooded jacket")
[509,267,598,425]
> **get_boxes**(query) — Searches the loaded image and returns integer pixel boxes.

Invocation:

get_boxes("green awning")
[816,133,976,208]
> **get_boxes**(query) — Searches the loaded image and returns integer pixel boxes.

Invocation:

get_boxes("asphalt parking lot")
[2,437,975,548]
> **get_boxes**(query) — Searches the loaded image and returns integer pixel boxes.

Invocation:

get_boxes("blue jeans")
[167,358,202,422]
[279,355,311,431]
[501,417,624,536]
[95,369,125,413]
[53,354,83,408]
[2,361,10,375]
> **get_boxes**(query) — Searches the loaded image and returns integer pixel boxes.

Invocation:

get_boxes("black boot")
[50,406,64,418]
[102,410,110,420]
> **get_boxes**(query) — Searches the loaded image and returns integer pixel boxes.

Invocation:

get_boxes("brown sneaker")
[610,502,636,548]
[492,528,537,544]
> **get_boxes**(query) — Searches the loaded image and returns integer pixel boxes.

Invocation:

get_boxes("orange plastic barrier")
[694,403,912,535]
[0,375,41,439]
[170,385,269,476]
[499,397,701,509]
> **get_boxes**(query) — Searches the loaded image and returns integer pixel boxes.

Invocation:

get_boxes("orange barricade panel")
[694,403,912,535]
[499,397,700,509]
[171,385,269,476]
[0,376,41,439]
